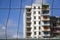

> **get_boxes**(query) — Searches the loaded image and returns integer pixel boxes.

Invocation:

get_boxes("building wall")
[50,16,60,37]
[24,4,50,38]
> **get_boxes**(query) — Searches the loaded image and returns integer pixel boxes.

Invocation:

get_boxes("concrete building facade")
[50,16,60,38]
[23,4,50,38]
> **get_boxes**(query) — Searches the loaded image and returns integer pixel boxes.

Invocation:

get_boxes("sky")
[0,0,60,39]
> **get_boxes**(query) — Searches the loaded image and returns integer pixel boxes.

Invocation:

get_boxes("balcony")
[26,36,31,38]
[41,16,50,21]
[43,34,50,38]
[26,16,31,18]
[26,32,31,38]
[53,26,60,28]
[43,31,50,37]
[26,18,31,21]
[57,20,60,23]
[26,23,31,26]
[43,25,50,28]
[26,8,31,13]
[56,23,60,26]
[53,23,60,28]
[56,26,60,28]
[42,24,50,26]
[26,19,31,23]
[43,27,50,31]
[26,13,31,17]
[43,36,50,38]
[42,5,49,11]
[26,26,31,28]
[53,29,60,33]
[42,21,50,26]
[56,30,60,33]
[26,27,31,32]
[42,10,49,16]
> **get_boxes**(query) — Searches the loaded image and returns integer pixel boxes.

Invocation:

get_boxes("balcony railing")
[26,26,31,28]
[56,26,60,28]
[26,23,31,26]
[43,28,50,31]
[42,5,49,11]
[26,32,31,37]
[26,18,31,21]
[26,27,31,32]
[26,8,31,12]
[43,34,50,37]
[41,17,50,21]
[26,36,31,38]
[42,22,50,26]
[26,13,31,16]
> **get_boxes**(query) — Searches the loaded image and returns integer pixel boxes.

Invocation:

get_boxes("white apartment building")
[23,4,50,38]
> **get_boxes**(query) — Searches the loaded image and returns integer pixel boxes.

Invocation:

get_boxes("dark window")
[39,27,40,30]
[38,6,40,9]
[38,11,40,14]
[26,23,31,26]
[39,32,41,35]
[26,13,31,16]
[43,11,49,14]
[26,33,31,36]
[44,21,49,24]
[34,11,36,14]
[34,6,36,9]
[34,16,36,19]
[26,8,31,12]
[39,16,40,19]
[44,32,50,35]
[34,21,36,24]
[34,26,36,30]
[26,18,31,21]
[39,21,40,24]
[34,32,36,35]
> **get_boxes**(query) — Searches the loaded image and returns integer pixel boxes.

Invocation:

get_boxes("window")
[39,27,40,30]
[34,26,36,30]
[26,8,31,12]
[43,16,48,19]
[26,13,31,16]
[38,11,40,14]
[26,28,31,31]
[44,32,49,34]
[26,23,31,26]
[34,32,36,35]
[39,16,40,19]
[34,6,36,9]
[26,18,31,21]
[38,6,40,9]
[34,11,36,14]
[39,32,41,35]
[34,16,36,19]
[44,21,49,24]
[43,11,49,14]
[44,27,49,29]
[26,33,31,36]
[39,21,40,24]
[34,21,36,24]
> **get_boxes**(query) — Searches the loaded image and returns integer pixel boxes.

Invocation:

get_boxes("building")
[50,16,60,38]
[23,4,50,38]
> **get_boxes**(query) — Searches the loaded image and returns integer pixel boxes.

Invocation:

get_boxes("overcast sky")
[0,0,60,39]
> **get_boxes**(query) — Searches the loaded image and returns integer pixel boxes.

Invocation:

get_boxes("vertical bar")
[17,0,22,40]
[5,0,11,40]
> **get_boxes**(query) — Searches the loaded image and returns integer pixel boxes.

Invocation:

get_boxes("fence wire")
[0,0,60,40]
